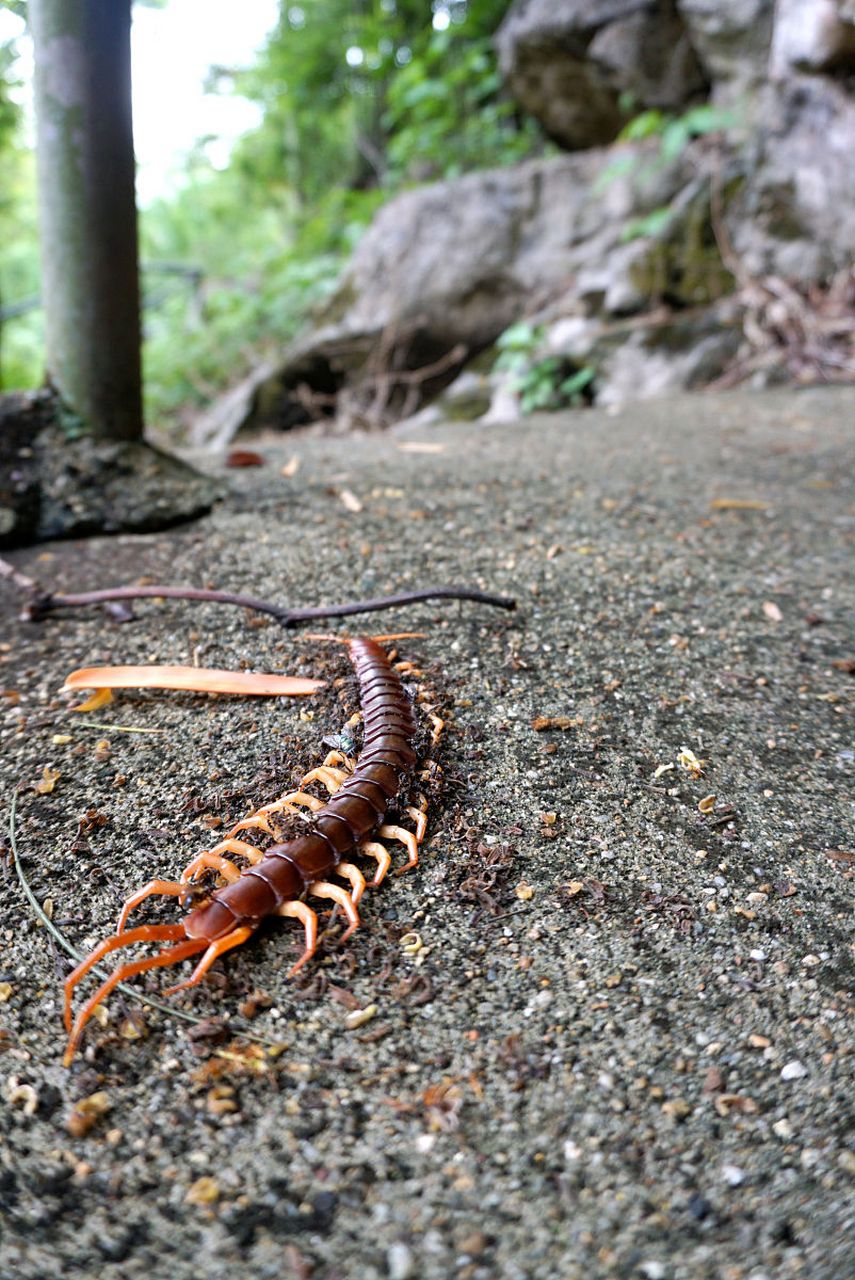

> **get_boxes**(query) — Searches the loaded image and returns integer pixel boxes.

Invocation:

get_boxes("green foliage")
[494,323,595,414]
[0,0,547,428]
[0,26,43,391]
[617,103,735,160]
[619,205,676,244]
[384,28,543,182]
[602,102,736,246]
[597,102,736,202]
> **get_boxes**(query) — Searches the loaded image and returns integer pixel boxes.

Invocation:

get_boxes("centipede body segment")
[63,637,443,1065]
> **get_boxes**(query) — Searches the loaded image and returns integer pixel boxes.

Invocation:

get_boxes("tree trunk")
[30,0,143,441]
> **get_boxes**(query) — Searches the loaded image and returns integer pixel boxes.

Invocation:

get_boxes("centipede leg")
[181,839,265,884]
[359,840,392,887]
[379,824,420,873]
[161,925,255,997]
[222,791,322,843]
[179,852,242,885]
[308,880,360,940]
[335,861,367,906]
[321,750,355,771]
[428,712,444,744]
[117,880,185,933]
[63,923,204,1063]
[300,765,349,794]
[64,922,188,1032]
[405,805,428,843]
[278,900,319,976]
[393,660,424,677]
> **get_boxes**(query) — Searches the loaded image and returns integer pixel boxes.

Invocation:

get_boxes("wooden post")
[30,0,143,440]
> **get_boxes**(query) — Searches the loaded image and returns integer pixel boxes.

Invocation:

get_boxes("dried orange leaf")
[531,714,573,731]
[709,498,769,511]
[35,766,60,794]
[63,666,325,697]
[71,688,114,713]
[67,1090,111,1138]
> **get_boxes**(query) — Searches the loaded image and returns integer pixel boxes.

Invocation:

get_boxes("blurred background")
[1,0,853,446]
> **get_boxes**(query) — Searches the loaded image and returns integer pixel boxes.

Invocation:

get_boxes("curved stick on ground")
[2,567,516,628]
[63,638,440,1065]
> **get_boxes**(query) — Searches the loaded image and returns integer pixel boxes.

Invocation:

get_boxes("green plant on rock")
[494,322,595,414]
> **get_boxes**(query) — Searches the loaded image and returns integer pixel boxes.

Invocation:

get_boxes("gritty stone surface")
[0,386,852,1280]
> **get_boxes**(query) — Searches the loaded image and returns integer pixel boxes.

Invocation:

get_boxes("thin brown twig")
[0,563,516,626]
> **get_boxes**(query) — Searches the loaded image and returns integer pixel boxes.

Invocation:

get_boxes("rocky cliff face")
[195,0,855,444]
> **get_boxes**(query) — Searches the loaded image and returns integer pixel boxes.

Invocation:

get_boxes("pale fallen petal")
[63,665,325,697]
[396,442,447,454]
[339,487,363,513]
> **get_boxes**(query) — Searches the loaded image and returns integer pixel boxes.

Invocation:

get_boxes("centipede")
[62,636,443,1065]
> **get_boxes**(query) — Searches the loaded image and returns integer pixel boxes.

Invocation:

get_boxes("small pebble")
[387,1241,415,1280]
[721,1163,745,1186]
[781,1060,807,1081]
[640,1263,666,1280]
[773,1118,793,1139]
[67,1090,111,1138]
[185,1176,219,1206]
[344,1004,377,1030]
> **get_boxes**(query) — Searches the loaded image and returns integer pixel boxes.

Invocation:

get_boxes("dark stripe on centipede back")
[326,794,381,841]
[315,811,363,857]
[361,731,417,765]
[356,761,402,798]
[334,777,388,817]
[363,695,415,718]
[272,834,335,884]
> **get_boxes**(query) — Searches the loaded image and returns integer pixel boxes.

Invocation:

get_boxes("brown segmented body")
[62,638,432,1064]
[183,637,417,938]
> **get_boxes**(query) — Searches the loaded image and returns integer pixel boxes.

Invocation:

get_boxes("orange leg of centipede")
[278,900,319,976]
[379,825,419,872]
[161,925,254,997]
[308,879,360,940]
[335,861,367,905]
[300,765,349,794]
[63,923,207,1065]
[359,840,393,887]
[116,839,266,932]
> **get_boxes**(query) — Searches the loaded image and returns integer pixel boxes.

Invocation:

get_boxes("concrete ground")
[0,386,852,1280]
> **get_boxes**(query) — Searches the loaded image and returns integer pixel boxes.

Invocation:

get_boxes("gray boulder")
[496,0,708,149]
